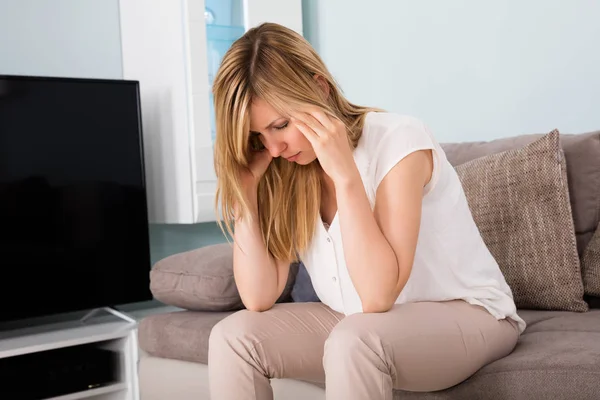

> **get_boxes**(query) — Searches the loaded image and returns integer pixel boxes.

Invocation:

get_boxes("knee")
[324,316,385,369]
[208,310,258,358]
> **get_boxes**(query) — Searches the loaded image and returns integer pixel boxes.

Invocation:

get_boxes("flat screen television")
[0,74,153,324]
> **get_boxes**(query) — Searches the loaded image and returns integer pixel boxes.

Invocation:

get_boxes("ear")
[313,74,330,99]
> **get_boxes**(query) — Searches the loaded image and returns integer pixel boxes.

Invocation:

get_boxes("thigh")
[330,300,519,392]
[209,302,343,383]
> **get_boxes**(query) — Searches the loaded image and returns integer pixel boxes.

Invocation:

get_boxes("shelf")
[0,319,135,359]
[0,319,137,400]
[45,382,127,400]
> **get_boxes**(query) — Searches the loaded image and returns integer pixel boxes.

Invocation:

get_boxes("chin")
[295,154,317,165]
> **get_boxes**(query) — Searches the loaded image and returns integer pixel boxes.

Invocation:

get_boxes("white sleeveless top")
[299,112,526,334]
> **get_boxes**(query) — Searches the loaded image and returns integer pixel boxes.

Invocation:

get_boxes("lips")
[286,152,301,161]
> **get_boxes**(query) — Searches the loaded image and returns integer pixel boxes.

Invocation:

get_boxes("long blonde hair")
[213,22,379,262]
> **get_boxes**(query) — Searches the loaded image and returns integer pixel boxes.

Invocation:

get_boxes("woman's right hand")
[241,148,273,190]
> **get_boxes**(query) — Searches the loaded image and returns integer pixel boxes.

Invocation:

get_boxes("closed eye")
[274,121,288,130]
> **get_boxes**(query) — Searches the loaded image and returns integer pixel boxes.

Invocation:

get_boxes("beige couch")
[138,129,600,400]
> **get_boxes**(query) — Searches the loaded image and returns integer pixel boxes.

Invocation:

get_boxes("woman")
[209,22,525,400]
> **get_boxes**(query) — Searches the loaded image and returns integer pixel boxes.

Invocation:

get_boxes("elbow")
[361,298,395,314]
[360,279,404,314]
[242,298,275,313]
[245,303,273,313]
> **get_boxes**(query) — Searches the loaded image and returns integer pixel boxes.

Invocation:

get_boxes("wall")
[2,0,599,265]
[302,0,600,142]
[0,0,122,79]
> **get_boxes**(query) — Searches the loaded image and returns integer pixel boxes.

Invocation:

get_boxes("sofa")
[137,128,600,400]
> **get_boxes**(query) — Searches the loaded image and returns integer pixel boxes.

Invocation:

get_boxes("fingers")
[309,109,336,132]
[291,112,322,137]
[291,108,340,137]
[290,107,347,152]
[292,117,319,144]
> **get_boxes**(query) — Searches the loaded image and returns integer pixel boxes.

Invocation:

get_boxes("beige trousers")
[208,300,519,400]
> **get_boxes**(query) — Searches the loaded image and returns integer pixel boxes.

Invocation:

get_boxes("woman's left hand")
[291,109,359,186]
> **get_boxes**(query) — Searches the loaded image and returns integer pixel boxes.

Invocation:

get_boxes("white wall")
[302,0,600,142]
[0,0,122,79]
[3,0,599,260]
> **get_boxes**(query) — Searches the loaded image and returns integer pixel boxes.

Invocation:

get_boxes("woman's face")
[248,97,317,165]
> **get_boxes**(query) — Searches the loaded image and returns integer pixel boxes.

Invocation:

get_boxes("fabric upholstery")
[290,261,320,302]
[582,222,600,296]
[150,243,241,311]
[138,309,600,400]
[138,310,235,365]
[149,243,297,311]
[395,309,600,400]
[452,130,586,311]
[442,129,600,259]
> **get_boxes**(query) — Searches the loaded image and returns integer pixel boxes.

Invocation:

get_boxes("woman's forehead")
[249,98,287,131]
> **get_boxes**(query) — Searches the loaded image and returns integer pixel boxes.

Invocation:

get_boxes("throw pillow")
[582,222,600,297]
[291,261,320,302]
[455,129,588,311]
[443,129,600,259]
[150,243,298,311]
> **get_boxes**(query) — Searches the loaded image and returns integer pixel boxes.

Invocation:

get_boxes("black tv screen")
[0,75,153,323]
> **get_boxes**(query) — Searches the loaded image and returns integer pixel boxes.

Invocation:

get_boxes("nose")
[266,140,287,158]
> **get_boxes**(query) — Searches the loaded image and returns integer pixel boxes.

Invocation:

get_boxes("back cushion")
[453,130,587,311]
[442,130,600,258]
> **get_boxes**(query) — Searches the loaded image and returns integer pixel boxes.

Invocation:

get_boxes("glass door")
[204,0,245,143]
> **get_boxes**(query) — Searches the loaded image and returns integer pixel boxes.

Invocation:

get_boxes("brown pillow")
[443,130,600,258]
[455,130,587,311]
[149,243,298,311]
[582,222,600,297]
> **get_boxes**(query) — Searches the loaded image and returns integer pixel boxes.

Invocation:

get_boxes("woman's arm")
[335,150,433,313]
[289,108,433,313]
[233,188,291,312]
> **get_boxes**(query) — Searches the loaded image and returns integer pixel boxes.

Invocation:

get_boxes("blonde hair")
[213,22,380,262]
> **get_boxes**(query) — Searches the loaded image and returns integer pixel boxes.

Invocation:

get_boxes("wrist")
[234,194,259,222]
[245,185,259,208]
[333,169,362,192]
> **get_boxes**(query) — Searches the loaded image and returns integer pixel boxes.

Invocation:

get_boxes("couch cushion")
[138,310,235,365]
[291,261,320,302]
[582,222,600,297]
[139,308,600,400]
[442,129,600,259]
[395,309,600,400]
[452,130,587,311]
[150,244,242,311]
[149,243,298,311]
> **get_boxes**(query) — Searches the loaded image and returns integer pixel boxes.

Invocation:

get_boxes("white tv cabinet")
[0,309,139,400]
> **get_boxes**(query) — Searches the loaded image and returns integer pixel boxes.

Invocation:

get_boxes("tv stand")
[81,307,137,325]
[0,310,139,400]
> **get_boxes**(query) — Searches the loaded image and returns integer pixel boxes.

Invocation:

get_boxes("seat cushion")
[139,309,600,399]
[395,309,600,399]
[138,310,235,365]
